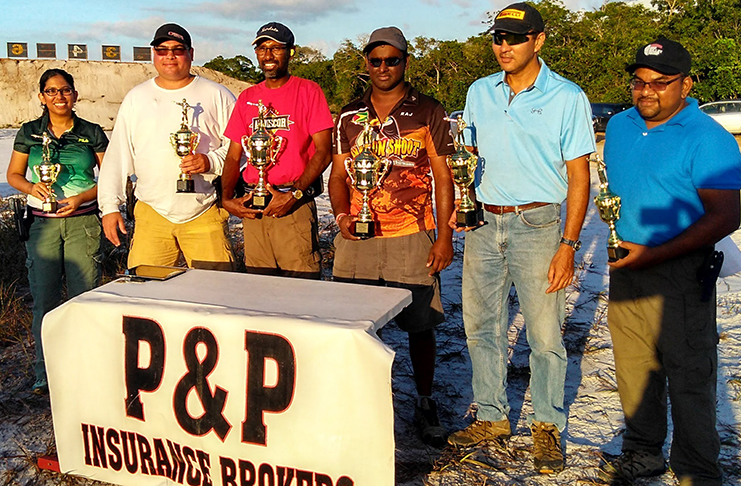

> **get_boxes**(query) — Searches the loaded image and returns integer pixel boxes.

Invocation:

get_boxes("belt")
[483,201,550,215]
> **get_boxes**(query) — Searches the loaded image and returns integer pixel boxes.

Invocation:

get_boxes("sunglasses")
[255,46,288,55]
[493,31,536,46]
[153,46,189,56]
[368,56,403,68]
[630,76,683,92]
[43,87,74,97]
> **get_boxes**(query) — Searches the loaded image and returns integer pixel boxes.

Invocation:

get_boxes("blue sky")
[1,0,603,64]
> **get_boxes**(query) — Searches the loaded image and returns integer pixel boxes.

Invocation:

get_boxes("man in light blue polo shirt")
[599,37,741,486]
[447,2,595,474]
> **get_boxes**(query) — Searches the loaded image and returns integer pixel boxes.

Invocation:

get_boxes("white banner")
[43,270,412,486]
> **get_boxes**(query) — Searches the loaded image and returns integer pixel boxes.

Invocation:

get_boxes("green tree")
[203,55,263,84]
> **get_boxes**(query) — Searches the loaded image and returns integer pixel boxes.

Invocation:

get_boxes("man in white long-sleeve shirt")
[98,23,235,270]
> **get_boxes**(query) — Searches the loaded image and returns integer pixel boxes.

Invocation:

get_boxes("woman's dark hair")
[39,68,75,93]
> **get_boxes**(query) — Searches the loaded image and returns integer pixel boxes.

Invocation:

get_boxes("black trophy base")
[457,207,484,228]
[249,192,272,211]
[177,178,195,193]
[352,220,375,239]
[42,200,58,213]
[608,246,630,263]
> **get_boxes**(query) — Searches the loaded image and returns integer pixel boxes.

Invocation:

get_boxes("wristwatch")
[291,188,303,200]
[560,237,581,251]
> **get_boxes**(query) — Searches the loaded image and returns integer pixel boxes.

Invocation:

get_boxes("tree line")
[204,0,741,113]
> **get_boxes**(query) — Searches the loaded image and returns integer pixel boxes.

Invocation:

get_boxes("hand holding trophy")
[593,155,629,262]
[32,132,61,213]
[344,118,391,239]
[240,100,284,210]
[170,99,200,193]
[445,114,483,228]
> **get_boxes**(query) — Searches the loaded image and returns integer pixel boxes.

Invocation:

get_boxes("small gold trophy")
[344,119,391,239]
[445,114,483,228]
[593,156,629,262]
[170,99,200,193]
[33,132,61,213]
[240,100,284,210]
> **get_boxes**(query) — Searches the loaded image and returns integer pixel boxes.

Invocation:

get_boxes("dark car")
[591,103,631,132]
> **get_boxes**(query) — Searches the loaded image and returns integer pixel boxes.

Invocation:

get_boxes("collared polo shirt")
[604,97,741,247]
[463,60,595,206]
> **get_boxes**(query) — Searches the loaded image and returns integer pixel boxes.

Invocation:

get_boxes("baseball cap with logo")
[363,26,408,54]
[253,22,295,47]
[491,2,545,34]
[626,37,691,75]
[151,23,192,49]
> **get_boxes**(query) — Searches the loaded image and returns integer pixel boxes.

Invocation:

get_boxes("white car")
[699,100,741,135]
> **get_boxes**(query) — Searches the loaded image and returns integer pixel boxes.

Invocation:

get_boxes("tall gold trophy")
[170,99,200,193]
[593,156,629,262]
[240,100,284,210]
[33,132,61,213]
[344,119,391,239]
[445,114,483,228]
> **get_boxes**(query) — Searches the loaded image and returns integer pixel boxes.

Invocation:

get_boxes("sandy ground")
[1,135,741,485]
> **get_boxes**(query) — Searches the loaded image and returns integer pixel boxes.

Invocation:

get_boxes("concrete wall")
[0,59,250,130]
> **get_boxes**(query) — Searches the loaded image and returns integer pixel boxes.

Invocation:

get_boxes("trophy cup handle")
[376,158,392,188]
[344,157,356,185]
[271,135,285,160]
[190,133,201,155]
[33,165,41,179]
[240,135,252,162]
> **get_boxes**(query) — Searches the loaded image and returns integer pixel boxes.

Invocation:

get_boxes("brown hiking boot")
[531,421,564,474]
[447,419,511,447]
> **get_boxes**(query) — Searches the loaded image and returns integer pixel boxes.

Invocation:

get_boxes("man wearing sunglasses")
[330,27,455,447]
[221,22,333,279]
[446,2,595,474]
[598,38,741,485]
[99,23,236,271]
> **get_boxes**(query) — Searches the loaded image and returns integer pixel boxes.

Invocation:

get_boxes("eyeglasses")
[153,46,189,56]
[630,76,683,92]
[43,87,74,97]
[493,31,536,46]
[368,57,403,68]
[255,46,287,55]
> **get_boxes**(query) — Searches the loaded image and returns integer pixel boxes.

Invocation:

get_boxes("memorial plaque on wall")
[37,43,56,58]
[133,46,151,61]
[7,42,28,58]
[102,45,121,60]
[68,44,88,59]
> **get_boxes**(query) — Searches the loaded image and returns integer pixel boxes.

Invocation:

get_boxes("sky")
[1,0,605,65]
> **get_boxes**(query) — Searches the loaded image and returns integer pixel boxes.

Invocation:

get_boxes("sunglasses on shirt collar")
[493,31,537,46]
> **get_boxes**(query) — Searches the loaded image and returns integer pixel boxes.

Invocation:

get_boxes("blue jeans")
[26,214,102,383]
[462,203,567,430]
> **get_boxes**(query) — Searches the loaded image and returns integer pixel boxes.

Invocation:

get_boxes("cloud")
[67,16,168,44]
[183,0,359,23]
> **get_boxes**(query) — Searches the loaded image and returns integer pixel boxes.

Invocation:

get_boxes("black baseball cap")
[363,26,408,54]
[151,23,192,49]
[626,37,691,75]
[253,22,295,47]
[491,3,545,34]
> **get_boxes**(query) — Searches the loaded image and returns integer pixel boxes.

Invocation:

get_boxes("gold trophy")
[593,156,629,262]
[445,114,483,228]
[170,99,200,193]
[33,132,61,213]
[240,100,284,210]
[344,118,391,239]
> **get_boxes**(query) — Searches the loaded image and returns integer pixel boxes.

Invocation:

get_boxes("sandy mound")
[0,59,250,130]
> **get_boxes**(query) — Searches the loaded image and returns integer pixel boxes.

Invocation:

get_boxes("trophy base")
[42,201,58,213]
[457,207,484,228]
[177,179,195,193]
[352,220,375,239]
[249,192,272,211]
[608,246,630,263]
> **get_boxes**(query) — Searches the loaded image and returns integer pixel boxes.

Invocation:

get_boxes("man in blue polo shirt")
[598,38,741,486]
[446,2,595,474]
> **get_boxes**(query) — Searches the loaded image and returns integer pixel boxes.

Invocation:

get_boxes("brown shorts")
[333,230,444,333]
[242,199,321,279]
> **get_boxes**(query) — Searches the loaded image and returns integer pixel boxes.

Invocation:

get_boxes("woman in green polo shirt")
[6,68,108,393]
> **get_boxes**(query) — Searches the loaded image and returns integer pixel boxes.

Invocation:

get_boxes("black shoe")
[598,450,666,483]
[414,397,447,447]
